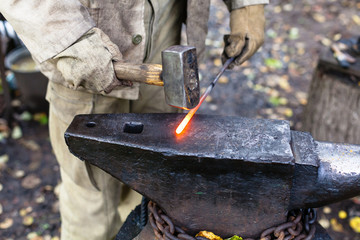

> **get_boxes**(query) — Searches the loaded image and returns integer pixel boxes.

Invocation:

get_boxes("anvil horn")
[64,113,360,238]
[290,131,360,209]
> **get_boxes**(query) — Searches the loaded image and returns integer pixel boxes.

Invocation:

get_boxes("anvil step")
[65,113,360,239]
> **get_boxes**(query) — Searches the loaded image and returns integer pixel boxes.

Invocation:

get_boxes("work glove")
[54,27,132,94]
[222,4,266,68]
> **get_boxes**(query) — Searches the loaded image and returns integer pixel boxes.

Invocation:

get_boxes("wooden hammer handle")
[114,62,164,86]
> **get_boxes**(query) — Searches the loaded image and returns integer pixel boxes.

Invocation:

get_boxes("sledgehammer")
[114,45,200,110]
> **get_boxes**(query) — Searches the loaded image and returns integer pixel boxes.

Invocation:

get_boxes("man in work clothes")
[0,0,268,239]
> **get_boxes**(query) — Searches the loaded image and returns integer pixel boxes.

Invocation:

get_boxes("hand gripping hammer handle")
[114,62,164,86]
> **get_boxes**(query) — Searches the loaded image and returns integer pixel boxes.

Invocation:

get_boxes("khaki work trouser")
[46,1,185,239]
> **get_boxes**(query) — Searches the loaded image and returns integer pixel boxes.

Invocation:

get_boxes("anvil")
[64,113,360,239]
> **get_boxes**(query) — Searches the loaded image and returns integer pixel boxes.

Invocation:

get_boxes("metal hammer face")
[162,46,200,110]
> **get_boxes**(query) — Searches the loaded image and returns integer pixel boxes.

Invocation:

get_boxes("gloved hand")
[54,27,132,94]
[222,5,266,68]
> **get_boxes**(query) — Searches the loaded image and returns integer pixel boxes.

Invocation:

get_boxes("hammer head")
[162,46,200,110]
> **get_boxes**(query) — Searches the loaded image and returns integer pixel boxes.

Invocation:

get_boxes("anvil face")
[65,113,360,239]
[65,114,294,237]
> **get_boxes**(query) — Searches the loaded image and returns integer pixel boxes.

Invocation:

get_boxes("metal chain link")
[148,201,317,240]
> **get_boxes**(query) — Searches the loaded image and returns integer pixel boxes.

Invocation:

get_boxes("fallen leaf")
[274,37,284,44]
[196,231,223,240]
[283,55,291,63]
[21,174,41,189]
[0,155,9,170]
[218,76,229,84]
[323,207,332,214]
[0,218,13,229]
[20,209,27,217]
[330,218,344,232]
[265,58,283,69]
[41,223,50,231]
[295,92,308,105]
[313,13,326,23]
[266,29,277,39]
[19,139,41,151]
[54,183,61,197]
[274,6,282,13]
[289,27,299,40]
[350,216,360,233]
[0,154,9,165]
[35,194,45,204]
[20,207,33,217]
[284,108,293,118]
[13,170,25,178]
[321,38,332,47]
[43,185,53,191]
[333,33,342,41]
[0,133,5,142]
[43,235,52,240]
[352,15,360,25]
[259,66,268,73]
[33,113,48,125]
[20,111,32,121]
[213,58,222,67]
[11,125,22,139]
[23,216,34,226]
[225,236,243,240]
[278,76,291,92]
[11,99,21,107]
[338,210,347,219]
[283,3,293,11]
[27,232,42,240]
[269,96,287,106]
[319,218,330,229]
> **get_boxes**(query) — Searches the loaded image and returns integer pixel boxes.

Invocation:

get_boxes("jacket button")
[132,34,142,45]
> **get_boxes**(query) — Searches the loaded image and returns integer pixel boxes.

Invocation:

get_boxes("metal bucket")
[5,47,48,112]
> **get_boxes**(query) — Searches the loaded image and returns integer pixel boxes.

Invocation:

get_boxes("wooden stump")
[302,50,360,144]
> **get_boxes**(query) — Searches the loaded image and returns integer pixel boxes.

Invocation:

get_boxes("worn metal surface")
[290,131,360,209]
[65,113,360,239]
[162,46,200,109]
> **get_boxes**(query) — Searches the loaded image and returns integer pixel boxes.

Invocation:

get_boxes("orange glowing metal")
[175,101,201,134]
[175,57,235,135]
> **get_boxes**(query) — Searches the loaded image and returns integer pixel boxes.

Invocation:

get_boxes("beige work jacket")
[0,0,268,100]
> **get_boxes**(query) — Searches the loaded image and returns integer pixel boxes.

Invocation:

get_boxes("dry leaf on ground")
[0,218,13,229]
[21,174,41,189]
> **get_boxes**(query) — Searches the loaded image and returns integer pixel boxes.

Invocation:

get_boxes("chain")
[148,201,317,240]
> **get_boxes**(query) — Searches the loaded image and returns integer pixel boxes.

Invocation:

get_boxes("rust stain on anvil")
[64,113,360,239]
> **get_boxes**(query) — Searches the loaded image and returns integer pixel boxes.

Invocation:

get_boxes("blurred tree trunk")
[302,53,360,145]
